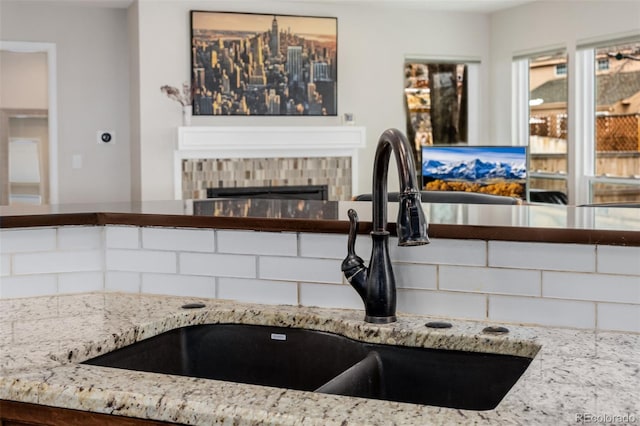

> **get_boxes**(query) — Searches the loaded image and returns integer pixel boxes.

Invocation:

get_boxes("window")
[514,38,640,205]
[591,40,640,203]
[597,58,610,71]
[404,61,469,164]
[555,63,567,76]
[528,51,569,202]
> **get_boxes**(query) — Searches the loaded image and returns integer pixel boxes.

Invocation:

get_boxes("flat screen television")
[421,145,528,199]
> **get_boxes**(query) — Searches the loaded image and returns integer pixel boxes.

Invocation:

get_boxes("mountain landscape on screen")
[421,146,527,198]
[422,158,526,181]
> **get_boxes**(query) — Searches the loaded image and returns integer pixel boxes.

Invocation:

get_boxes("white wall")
[0,0,492,203]
[0,0,131,204]
[10,1,636,203]
[135,0,491,200]
[128,1,142,201]
[0,51,48,110]
[489,0,640,145]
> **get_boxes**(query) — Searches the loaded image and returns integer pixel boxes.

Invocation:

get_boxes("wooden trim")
[428,223,640,246]
[0,213,99,228]
[1,210,638,246]
[0,400,177,426]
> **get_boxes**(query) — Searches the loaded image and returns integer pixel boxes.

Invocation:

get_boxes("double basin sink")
[83,323,533,411]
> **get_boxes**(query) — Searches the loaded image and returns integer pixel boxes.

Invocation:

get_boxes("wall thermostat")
[97,130,115,144]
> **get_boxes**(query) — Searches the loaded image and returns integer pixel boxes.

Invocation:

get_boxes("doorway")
[0,41,57,205]
[404,61,469,151]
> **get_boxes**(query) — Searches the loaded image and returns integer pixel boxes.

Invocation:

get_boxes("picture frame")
[190,10,338,116]
[421,145,528,199]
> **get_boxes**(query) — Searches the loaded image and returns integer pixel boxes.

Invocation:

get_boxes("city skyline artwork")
[191,11,338,116]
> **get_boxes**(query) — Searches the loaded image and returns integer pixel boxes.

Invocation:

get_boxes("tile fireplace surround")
[175,126,366,201]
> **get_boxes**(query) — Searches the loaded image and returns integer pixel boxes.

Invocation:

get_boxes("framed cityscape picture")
[190,11,338,116]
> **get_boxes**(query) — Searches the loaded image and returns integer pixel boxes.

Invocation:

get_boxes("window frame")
[513,37,640,205]
[513,50,571,203]
[578,39,640,204]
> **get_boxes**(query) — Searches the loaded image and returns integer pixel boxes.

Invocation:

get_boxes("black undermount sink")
[82,324,533,410]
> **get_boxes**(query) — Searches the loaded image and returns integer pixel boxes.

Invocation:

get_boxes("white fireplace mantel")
[174,126,366,199]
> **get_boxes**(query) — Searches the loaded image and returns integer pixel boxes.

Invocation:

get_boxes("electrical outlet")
[97,130,115,145]
[72,154,83,169]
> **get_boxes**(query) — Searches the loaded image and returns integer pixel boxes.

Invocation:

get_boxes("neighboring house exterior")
[527,46,640,202]
[529,50,640,152]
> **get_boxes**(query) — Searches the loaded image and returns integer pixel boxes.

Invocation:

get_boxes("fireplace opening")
[206,185,329,201]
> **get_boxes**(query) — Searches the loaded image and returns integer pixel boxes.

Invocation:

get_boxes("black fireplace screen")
[206,185,329,201]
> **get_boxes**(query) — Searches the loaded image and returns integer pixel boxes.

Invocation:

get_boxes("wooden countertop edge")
[0,213,100,228]
[429,223,639,246]
[1,212,638,246]
[0,400,176,425]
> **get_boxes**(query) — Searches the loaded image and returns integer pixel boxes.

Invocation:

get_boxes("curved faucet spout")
[342,128,429,324]
[373,128,429,246]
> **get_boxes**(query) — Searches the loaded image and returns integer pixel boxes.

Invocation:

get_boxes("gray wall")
[489,0,640,145]
[3,0,637,203]
[0,51,48,109]
[1,0,131,204]
[1,0,491,202]
[135,0,491,201]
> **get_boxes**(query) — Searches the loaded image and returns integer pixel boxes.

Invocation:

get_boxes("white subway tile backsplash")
[299,233,374,261]
[397,289,487,320]
[390,238,486,266]
[141,273,215,298]
[299,283,363,309]
[105,226,140,249]
[299,233,348,259]
[393,264,437,290]
[58,227,102,250]
[440,266,540,296]
[106,249,176,274]
[2,224,638,333]
[218,230,297,256]
[180,252,256,278]
[260,257,343,283]
[58,272,104,294]
[355,237,373,260]
[0,228,56,253]
[218,278,297,305]
[597,303,640,333]
[105,271,141,293]
[489,295,595,329]
[1,254,10,276]
[0,275,57,298]
[142,227,215,252]
[597,245,640,276]
[543,271,640,304]
[489,241,595,272]
[13,250,102,275]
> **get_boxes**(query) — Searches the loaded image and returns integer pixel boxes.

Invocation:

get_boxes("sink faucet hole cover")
[181,303,206,309]
[482,326,510,334]
[425,321,453,329]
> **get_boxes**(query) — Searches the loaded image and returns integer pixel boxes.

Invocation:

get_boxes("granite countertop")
[1,293,638,425]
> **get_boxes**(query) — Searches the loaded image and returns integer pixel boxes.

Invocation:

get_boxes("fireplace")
[207,184,329,201]
[175,126,365,201]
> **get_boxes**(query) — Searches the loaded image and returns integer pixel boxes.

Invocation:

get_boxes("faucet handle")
[342,209,366,283]
[346,209,359,255]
